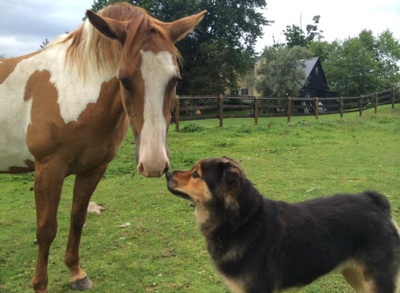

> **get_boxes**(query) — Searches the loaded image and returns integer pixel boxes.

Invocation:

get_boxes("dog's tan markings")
[338,259,377,293]
[171,163,212,204]
[169,162,212,226]
[223,192,239,210]
[195,204,210,226]
[390,219,400,293]
[395,272,400,293]
[219,245,246,264]
[220,274,247,293]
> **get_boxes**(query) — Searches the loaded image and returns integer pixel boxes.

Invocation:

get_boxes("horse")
[0,3,206,292]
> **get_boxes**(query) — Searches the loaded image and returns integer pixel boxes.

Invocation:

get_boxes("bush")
[181,122,206,133]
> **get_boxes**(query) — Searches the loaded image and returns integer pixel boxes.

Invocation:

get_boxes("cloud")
[0,0,91,57]
[1,0,399,57]
[257,0,400,51]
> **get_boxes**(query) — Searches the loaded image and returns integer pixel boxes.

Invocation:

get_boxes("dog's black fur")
[166,157,400,293]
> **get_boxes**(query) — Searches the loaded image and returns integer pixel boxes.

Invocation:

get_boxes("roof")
[302,57,319,78]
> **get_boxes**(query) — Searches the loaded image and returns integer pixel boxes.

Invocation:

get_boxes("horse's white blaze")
[0,36,115,171]
[138,50,176,174]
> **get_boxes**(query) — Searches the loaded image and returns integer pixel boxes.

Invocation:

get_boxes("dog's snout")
[165,171,173,182]
[166,171,179,191]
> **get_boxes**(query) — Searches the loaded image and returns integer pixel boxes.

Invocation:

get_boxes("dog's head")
[166,157,245,208]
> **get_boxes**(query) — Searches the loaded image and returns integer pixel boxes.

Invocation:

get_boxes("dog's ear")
[219,158,244,197]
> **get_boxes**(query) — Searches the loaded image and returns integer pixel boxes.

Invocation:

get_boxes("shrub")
[181,122,206,133]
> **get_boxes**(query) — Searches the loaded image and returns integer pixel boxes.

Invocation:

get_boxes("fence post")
[374,92,378,114]
[359,95,363,117]
[392,87,396,109]
[287,96,292,123]
[315,97,319,120]
[340,96,344,118]
[174,95,180,132]
[254,96,259,125]
[219,94,224,127]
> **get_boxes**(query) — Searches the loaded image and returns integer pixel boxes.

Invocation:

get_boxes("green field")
[1,106,399,292]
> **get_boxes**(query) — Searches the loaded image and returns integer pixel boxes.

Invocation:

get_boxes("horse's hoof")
[69,276,93,291]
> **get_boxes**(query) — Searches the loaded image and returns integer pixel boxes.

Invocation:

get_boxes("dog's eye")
[192,170,200,178]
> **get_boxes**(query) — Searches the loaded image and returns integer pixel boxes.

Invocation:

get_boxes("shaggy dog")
[166,157,400,293]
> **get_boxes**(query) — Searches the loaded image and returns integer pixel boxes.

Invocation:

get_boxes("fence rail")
[172,88,399,131]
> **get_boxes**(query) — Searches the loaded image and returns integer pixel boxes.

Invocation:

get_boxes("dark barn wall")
[301,59,337,98]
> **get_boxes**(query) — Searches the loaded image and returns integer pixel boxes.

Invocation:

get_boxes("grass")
[1,106,400,292]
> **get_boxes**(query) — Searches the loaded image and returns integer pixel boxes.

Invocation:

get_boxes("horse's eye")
[120,77,132,91]
[171,75,181,85]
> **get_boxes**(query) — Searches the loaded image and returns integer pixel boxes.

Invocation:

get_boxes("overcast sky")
[1,0,400,58]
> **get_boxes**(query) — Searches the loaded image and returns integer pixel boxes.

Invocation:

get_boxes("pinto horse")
[0,3,206,292]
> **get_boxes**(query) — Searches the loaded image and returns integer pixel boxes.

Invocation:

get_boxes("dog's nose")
[165,171,172,181]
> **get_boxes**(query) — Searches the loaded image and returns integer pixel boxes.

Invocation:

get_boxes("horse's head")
[86,5,206,177]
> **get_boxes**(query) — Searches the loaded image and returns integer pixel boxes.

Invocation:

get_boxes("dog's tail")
[365,191,400,293]
[364,191,400,293]
[364,190,391,215]
[392,217,400,293]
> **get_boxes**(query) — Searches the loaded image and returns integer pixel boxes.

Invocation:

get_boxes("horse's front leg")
[64,165,108,291]
[32,162,67,293]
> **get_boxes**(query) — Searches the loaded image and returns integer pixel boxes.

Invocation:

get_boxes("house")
[233,57,262,96]
[300,57,337,98]
[235,57,337,99]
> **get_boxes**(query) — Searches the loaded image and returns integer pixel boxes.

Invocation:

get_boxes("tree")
[308,40,338,64]
[374,30,400,88]
[271,14,400,97]
[256,45,313,97]
[91,0,270,95]
[283,15,323,48]
[323,38,379,95]
[319,30,400,96]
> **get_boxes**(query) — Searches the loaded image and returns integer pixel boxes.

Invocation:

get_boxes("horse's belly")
[0,147,34,173]
[0,86,34,173]
[0,116,35,172]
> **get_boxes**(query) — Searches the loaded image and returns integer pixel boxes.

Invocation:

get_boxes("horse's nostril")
[163,166,169,175]
[138,162,145,175]
[137,161,169,178]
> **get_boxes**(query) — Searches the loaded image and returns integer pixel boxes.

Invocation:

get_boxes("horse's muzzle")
[137,159,170,178]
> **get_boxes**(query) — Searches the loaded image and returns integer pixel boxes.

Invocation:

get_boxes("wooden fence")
[172,88,399,131]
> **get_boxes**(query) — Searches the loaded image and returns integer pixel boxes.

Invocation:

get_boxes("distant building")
[234,57,262,96]
[234,57,337,98]
[300,57,337,98]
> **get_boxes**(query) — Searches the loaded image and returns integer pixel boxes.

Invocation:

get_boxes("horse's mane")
[50,3,177,78]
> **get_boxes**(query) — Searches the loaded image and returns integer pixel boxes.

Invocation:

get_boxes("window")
[315,67,319,75]
[241,88,248,96]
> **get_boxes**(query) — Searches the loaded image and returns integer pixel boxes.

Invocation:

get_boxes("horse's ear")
[164,10,207,43]
[86,10,127,43]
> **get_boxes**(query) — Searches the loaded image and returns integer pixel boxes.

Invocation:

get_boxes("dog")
[166,157,400,293]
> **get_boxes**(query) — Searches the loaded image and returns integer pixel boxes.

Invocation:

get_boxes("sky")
[1,0,400,58]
